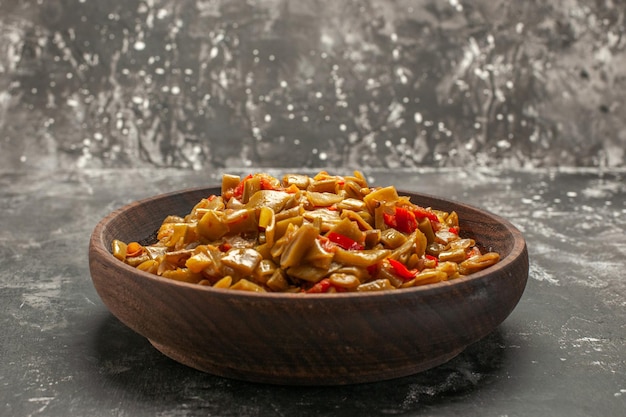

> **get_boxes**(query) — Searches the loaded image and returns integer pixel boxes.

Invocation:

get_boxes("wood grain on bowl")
[89,187,528,385]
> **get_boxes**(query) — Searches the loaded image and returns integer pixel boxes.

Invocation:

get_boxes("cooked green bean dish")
[112,171,500,293]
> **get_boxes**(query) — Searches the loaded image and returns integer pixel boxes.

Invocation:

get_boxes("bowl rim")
[90,185,527,301]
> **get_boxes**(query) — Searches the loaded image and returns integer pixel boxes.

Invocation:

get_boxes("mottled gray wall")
[1,0,625,171]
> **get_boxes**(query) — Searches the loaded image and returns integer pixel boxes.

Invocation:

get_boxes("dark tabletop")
[1,0,626,415]
[1,167,625,416]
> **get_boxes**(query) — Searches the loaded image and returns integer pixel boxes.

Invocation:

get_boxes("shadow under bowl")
[89,186,528,385]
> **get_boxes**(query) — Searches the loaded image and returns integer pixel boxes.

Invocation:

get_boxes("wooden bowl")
[89,186,528,385]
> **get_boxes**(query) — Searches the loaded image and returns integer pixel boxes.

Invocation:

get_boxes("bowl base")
[148,339,466,386]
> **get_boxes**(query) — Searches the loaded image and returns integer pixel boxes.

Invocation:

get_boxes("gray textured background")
[1,0,625,171]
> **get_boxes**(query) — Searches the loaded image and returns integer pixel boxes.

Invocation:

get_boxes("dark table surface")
[1,167,624,416]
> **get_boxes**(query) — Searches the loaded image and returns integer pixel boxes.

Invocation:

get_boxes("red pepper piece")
[260,176,279,191]
[384,207,418,233]
[327,231,364,251]
[218,242,232,252]
[233,174,253,199]
[383,212,397,228]
[448,226,459,235]
[387,258,417,280]
[126,242,143,257]
[395,206,418,233]
[425,254,439,266]
[413,206,439,223]
[318,236,337,253]
[366,263,379,278]
[466,247,481,259]
[305,278,332,293]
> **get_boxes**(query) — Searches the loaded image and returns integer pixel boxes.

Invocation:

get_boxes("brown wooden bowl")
[89,186,528,385]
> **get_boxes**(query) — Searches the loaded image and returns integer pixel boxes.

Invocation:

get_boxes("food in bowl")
[111,171,499,293]
[90,175,528,384]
